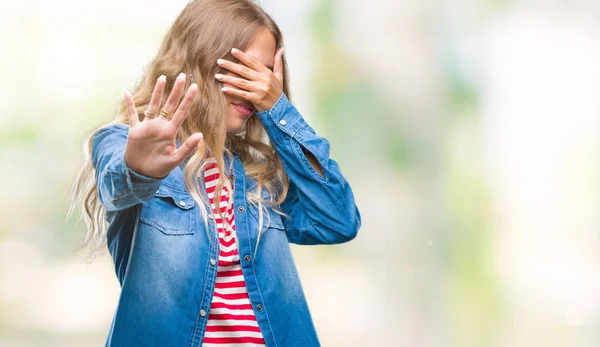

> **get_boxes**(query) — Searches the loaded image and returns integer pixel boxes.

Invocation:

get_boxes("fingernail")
[221,87,228,92]
[125,90,131,96]
[158,75,166,81]
[232,48,239,54]
[217,59,224,64]
[281,47,284,54]
[215,74,222,79]
[178,72,186,79]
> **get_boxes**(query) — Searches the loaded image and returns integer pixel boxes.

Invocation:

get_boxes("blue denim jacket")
[91,92,361,347]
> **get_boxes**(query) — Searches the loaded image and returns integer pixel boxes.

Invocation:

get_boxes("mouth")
[232,102,255,117]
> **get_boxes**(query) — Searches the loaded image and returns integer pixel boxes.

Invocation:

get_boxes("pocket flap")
[154,185,195,210]
[266,214,285,230]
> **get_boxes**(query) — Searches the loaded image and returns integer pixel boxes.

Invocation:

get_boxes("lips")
[232,102,255,117]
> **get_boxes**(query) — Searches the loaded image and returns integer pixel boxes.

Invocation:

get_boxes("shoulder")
[96,122,129,135]
[92,123,129,146]
[90,123,130,161]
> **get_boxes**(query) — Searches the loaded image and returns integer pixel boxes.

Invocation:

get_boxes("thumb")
[172,132,204,164]
[273,47,284,82]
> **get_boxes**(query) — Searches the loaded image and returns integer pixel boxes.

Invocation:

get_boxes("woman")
[69,0,361,346]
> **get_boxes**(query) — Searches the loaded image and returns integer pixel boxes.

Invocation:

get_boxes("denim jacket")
[91,92,362,347]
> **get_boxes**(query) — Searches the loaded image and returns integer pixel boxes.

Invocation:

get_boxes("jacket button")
[238,206,245,212]
[279,119,287,126]
[210,258,216,266]
[200,309,207,317]
[179,200,186,207]
[244,255,251,262]
[257,304,263,311]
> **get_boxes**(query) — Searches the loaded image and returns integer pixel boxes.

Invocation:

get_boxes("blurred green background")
[1,0,599,346]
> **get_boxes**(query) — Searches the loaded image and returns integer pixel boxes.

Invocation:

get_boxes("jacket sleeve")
[91,123,163,212]
[256,92,362,245]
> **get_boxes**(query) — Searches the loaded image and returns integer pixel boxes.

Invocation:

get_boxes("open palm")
[124,73,204,179]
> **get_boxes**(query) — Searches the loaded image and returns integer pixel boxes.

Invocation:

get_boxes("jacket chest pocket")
[140,186,196,235]
[248,189,286,232]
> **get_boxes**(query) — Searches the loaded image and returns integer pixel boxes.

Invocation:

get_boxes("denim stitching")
[290,138,327,184]
[247,233,279,347]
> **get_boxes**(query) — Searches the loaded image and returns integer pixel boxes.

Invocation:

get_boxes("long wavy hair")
[67,0,291,263]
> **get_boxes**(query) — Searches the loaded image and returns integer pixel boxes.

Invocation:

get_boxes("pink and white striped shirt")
[201,157,266,347]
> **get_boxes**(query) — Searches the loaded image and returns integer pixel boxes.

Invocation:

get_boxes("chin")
[226,116,249,134]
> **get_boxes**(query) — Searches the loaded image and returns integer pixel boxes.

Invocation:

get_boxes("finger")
[145,75,166,119]
[221,87,254,102]
[162,72,187,115]
[214,74,257,92]
[273,47,284,82]
[172,132,204,164]
[231,48,270,73]
[217,58,258,81]
[125,90,139,127]
[170,83,198,129]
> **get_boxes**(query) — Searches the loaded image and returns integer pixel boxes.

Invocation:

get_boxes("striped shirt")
[201,157,266,347]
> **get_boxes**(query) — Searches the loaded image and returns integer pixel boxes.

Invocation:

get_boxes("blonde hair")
[67,0,291,263]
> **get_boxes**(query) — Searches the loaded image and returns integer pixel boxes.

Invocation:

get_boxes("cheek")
[226,104,240,122]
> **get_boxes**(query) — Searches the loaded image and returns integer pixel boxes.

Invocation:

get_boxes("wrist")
[124,156,167,181]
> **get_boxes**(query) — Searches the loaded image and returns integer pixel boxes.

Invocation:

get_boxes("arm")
[256,92,362,245]
[92,74,203,212]
[91,123,163,212]
[215,48,361,244]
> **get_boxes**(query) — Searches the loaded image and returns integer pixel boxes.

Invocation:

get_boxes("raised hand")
[124,73,204,179]
[215,47,284,112]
